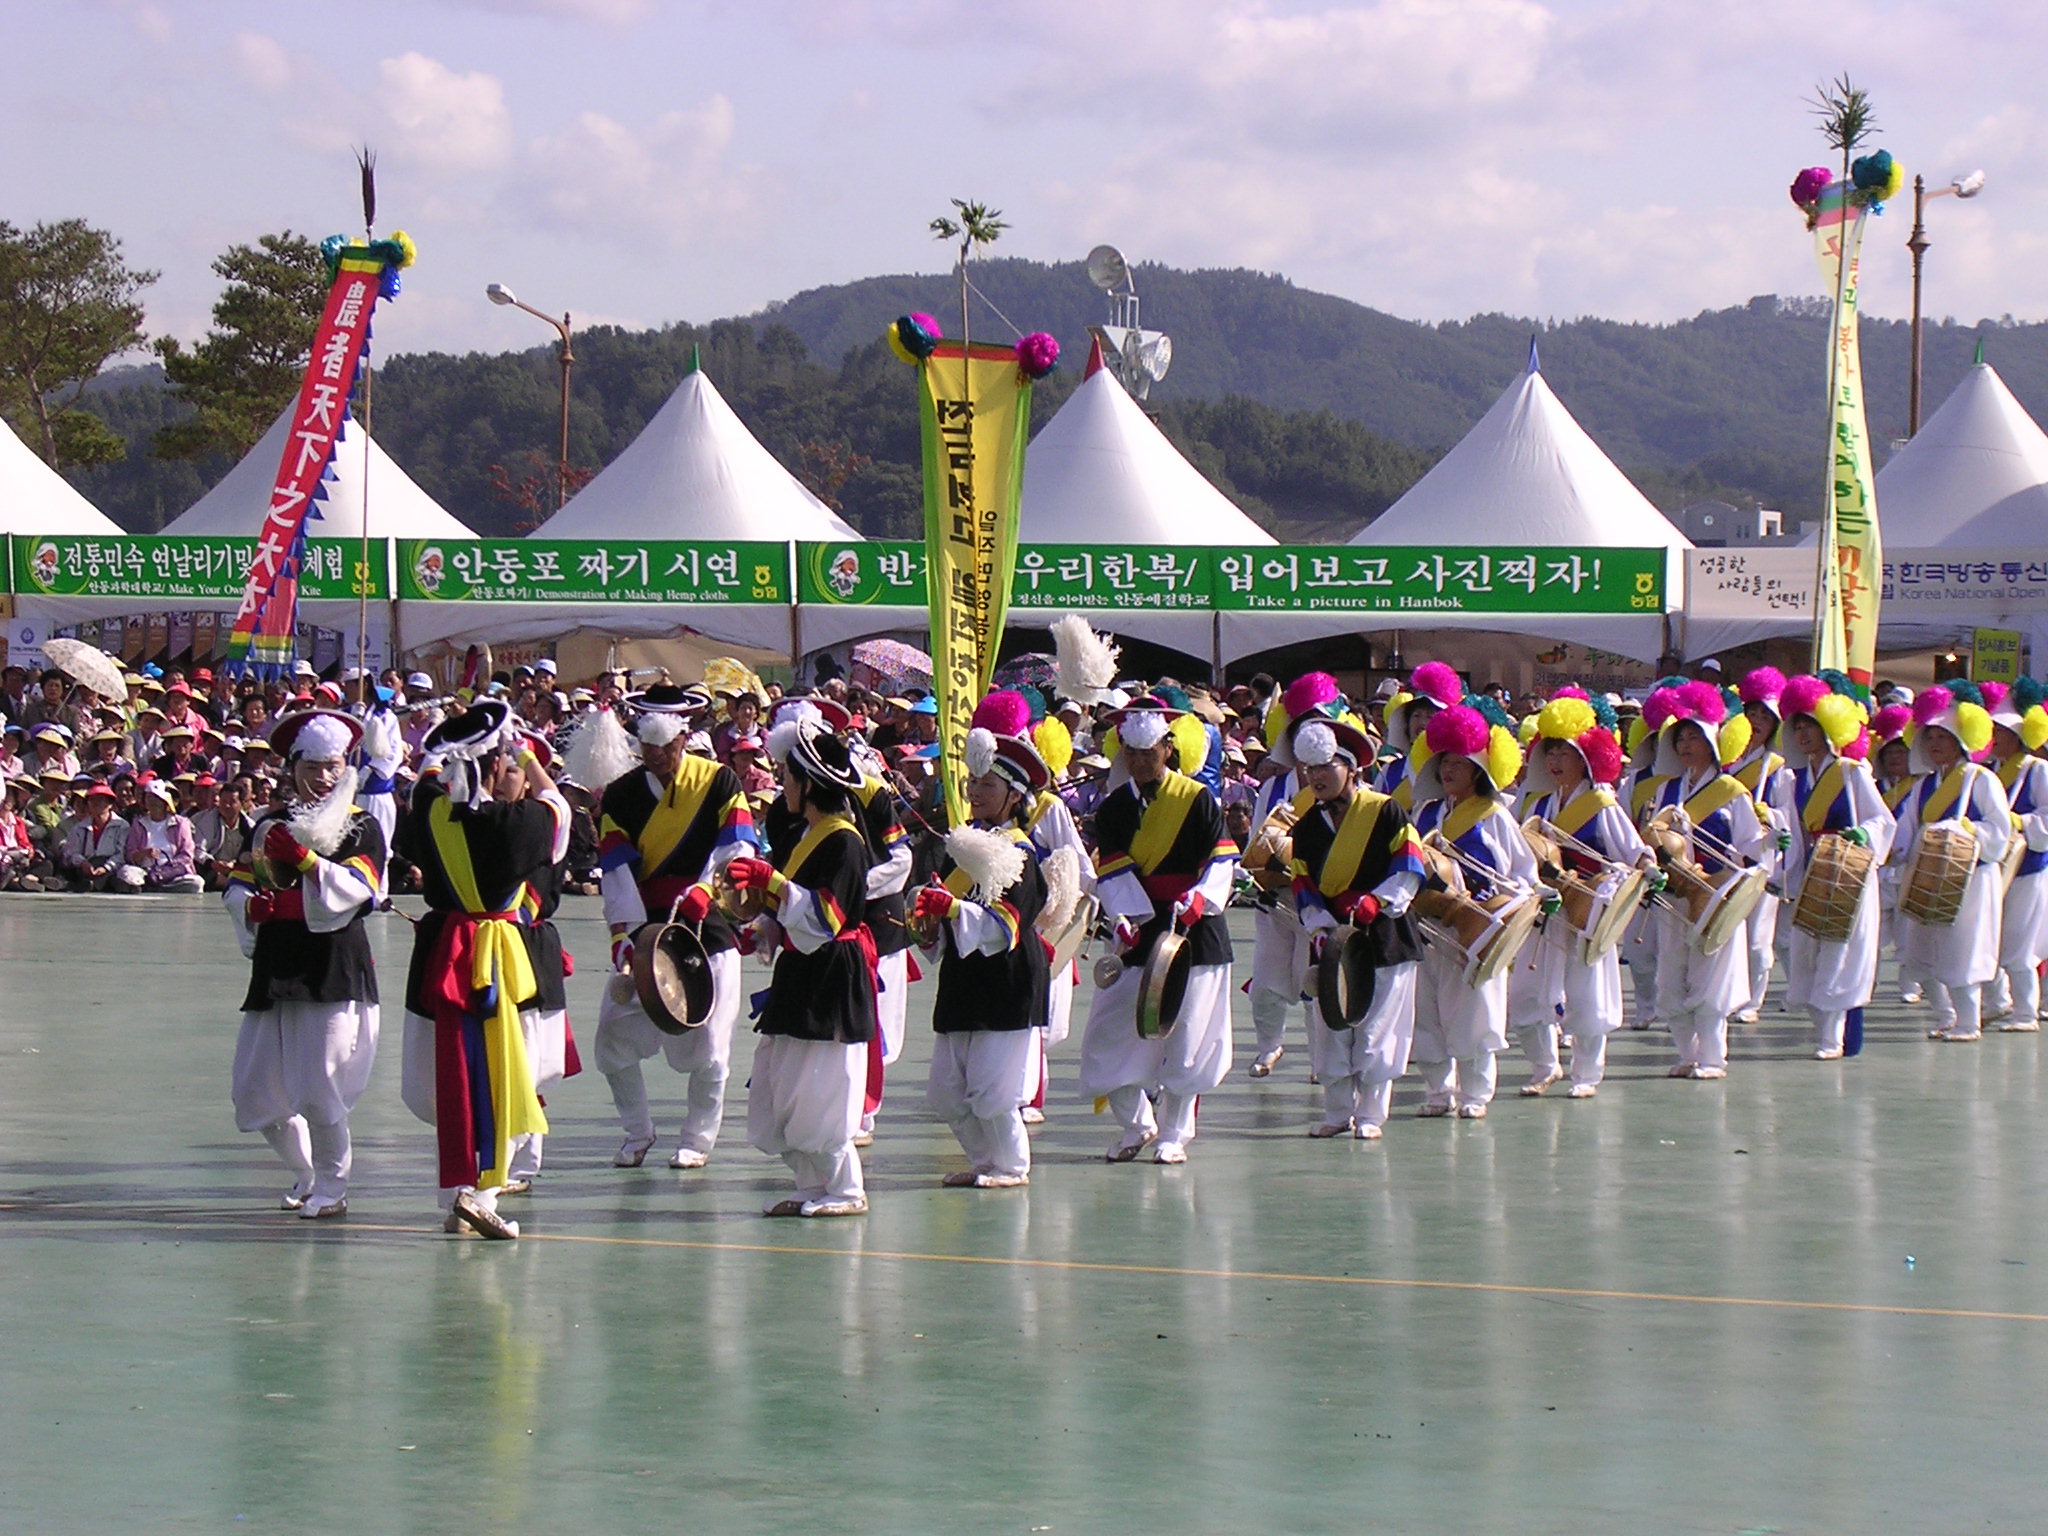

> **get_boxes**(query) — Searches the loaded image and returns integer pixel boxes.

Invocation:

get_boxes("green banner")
[1011,544,1213,609]
[11,535,379,601]
[397,539,787,603]
[796,539,926,606]
[1211,546,1665,614]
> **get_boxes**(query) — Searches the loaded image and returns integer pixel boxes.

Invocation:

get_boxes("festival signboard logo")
[412,544,447,596]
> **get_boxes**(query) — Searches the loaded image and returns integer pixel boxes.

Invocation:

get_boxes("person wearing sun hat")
[116,777,204,893]
[1406,701,1539,1117]
[1982,680,2048,1032]
[1078,694,1240,1164]
[1730,668,1792,1024]
[58,780,128,890]
[725,718,879,1218]
[1282,710,1426,1139]
[1639,681,1773,1079]
[1893,683,2012,1041]
[1513,689,1652,1098]
[223,707,385,1221]
[1765,676,1894,1060]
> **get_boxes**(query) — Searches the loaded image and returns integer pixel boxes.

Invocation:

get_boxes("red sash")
[426,909,526,1189]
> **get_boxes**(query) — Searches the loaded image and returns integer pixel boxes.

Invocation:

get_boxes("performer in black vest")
[726,719,878,1218]
[591,686,758,1169]
[226,707,385,1220]
[912,729,1051,1188]
[398,701,568,1241]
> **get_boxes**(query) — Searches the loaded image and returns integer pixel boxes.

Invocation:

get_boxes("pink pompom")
[909,311,943,339]
[1410,660,1463,708]
[1425,704,1491,758]
[1281,671,1340,719]
[1642,687,1684,730]
[1871,704,1912,741]
[1015,331,1060,380]
[971,690,1032,736]
[1912,687,1954,727]
[1738,666,1787,706]
[1577,728,1623,786]
[1842,726,1871,762]
[1981,680,2010,711]
[1553,685,1590,701]
[1675,679,1727,725]
[1791,166,1833,208]
[1779,674,1830,720]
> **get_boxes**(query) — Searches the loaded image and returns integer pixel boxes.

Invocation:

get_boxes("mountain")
[60,258,2048,540]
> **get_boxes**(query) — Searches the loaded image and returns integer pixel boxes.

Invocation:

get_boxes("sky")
[6,0,2043,361]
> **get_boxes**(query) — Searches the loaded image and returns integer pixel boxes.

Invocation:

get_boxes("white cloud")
[374,53,515,176]
[522,96,763,246]
[434,0,654,24]
[230,32,292,97]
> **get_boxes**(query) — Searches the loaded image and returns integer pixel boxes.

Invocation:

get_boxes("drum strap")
[1800,760,1849,836]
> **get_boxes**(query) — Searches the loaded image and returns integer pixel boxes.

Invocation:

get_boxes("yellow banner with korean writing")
[1810,181,1881,695]
[919,341,1032,826]
[1973,627,2023,684]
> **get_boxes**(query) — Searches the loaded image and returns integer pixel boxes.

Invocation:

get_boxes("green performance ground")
[2,894,2045,1534]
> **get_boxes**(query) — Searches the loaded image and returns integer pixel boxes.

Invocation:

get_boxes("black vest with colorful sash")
[1093,769,1235,967]
[235,809,383,1013]
[598,758,749,953]
[760,819,878,1045]
[1289,786,1423,967]
[931,824,1049,1034]
[853,775,910,957]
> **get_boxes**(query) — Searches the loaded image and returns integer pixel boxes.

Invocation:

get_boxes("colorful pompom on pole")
[887,313,943,365]
[1015,331,1060,380]
[1790,166,1833,209]
[1425,705,1491,759]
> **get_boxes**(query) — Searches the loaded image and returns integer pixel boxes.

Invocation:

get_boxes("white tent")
[406,362,844,660]
[0,413,123,534]
[163,406,476,540]
[1224,361,1690,664]
[1878,359,2048,548]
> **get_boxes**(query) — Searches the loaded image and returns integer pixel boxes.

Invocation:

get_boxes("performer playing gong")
[1896,686,2013,1042]
[727,719,878,1217]
[591,685,757,1168]
[1641,683,1771,1080]
[912,729,1050,1187]
[225,707,386,1220]
[1985,694,2048,1033]
[1516,692,1650,1097]
[1767,677,1894,1060]
[1408,703,1538,1117]
[1078,696,1239,1164]
[399,700,566,1240]
[1284,712,1424,1140]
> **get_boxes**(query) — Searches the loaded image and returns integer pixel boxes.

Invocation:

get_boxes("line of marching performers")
[219,648,2048,1236]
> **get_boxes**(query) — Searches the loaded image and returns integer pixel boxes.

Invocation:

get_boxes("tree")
[154,231,328,461]
[0,219,156,467]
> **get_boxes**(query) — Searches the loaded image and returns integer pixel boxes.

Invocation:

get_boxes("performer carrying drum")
[1985,692,2048,1033]
[1640,683,1771,1081]
[1516,692,1651,1098]
[1408,703,1539,1117]
[1078,695,1239,1164]
[1376,662,1463,810]
[1732,668,1792,1024]
[1768,677,1894,1060]
[591,685,758,1169]
[1283,712,1425,1139]
[225,707,385,1221]
[1870,703,1924,1005]
[1894,686,2011,1042]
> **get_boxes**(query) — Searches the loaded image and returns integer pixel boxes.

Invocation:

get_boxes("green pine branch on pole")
[930,198,1007,356]
[1809,73,1877,186]
[154,231,329,462]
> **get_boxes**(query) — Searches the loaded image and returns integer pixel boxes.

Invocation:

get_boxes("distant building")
[1666,499,1794,547]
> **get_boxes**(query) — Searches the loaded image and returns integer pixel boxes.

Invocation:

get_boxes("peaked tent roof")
[0,413,124,534]
[1351,364,1691,552]
[163,406,476,538]
[1873,361,2048,547]
[1020,365,1275,545]
[530,364,857,541]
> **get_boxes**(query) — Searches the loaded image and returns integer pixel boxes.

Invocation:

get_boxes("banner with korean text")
[396,539,787,604]
[12,535,380,602]
[1809,180,1882,694]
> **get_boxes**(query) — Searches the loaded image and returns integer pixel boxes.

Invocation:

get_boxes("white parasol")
[41,639,129,702]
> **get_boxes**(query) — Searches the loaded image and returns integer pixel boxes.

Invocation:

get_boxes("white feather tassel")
[1038,844,1080,933]
[565,708,639,789]
[945,824,1028,903]
[1052,615,1120,705]
[965,726,998,778]
[287,772,360,859]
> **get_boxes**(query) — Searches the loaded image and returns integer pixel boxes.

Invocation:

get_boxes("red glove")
[1352,894,1381,925]
[675,883,713,923]
[912,885,959,923]
[245,891,274,924]
[1113,918,1142,951]
[733,925,759,957]
[611,934,635,973]
[1173,891,1207,924]
[263,823,314,872]
[725,856,778,892]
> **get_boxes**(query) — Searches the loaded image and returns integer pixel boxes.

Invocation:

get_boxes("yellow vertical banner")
[1809,178,1883,694]
[918,340,1032,827]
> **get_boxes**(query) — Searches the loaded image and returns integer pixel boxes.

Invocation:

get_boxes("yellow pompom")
[1810,693,1864,752]
[2023,706,2048,753]
[1170,712,1210,774]
[1486,724,1524,791]
[1262,699,1288,749]
[1409,735,1430,775]
[1517,714,1541,745]
[1626,717,1649,755]
[1536,696,1597,743]
[1033,716,1073,779]
[1101,725,1121,759]
[1717,713,1753,766]
[1956,701,1995,755]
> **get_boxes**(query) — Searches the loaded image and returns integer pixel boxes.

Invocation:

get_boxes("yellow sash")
[427,797,546,1187]
[1630,775,1666,820]
[1682,773,1747,825]
[1801,759,1847,836]
[1128,770,1201,875]
[639,755,722,875]
[1550,785,1614,838]
[1316,788,1388,898]
[786,812,859,884]
[1734,750,1782,796]
[1439,793,1502,845]
[1920,764,1970,825]
[1881,775,1916,812]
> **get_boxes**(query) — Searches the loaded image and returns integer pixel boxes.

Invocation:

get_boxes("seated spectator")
[0,776,45,891]
[728,732,778,800]
[60,782,128,891]
[118,778,204,893]
[29,723,79,780]
[86,727,135,778]
[0,722,25,779]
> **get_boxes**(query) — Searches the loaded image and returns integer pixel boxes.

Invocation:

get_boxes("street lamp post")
[1906,170,1987,436]
[486,282,575,508]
